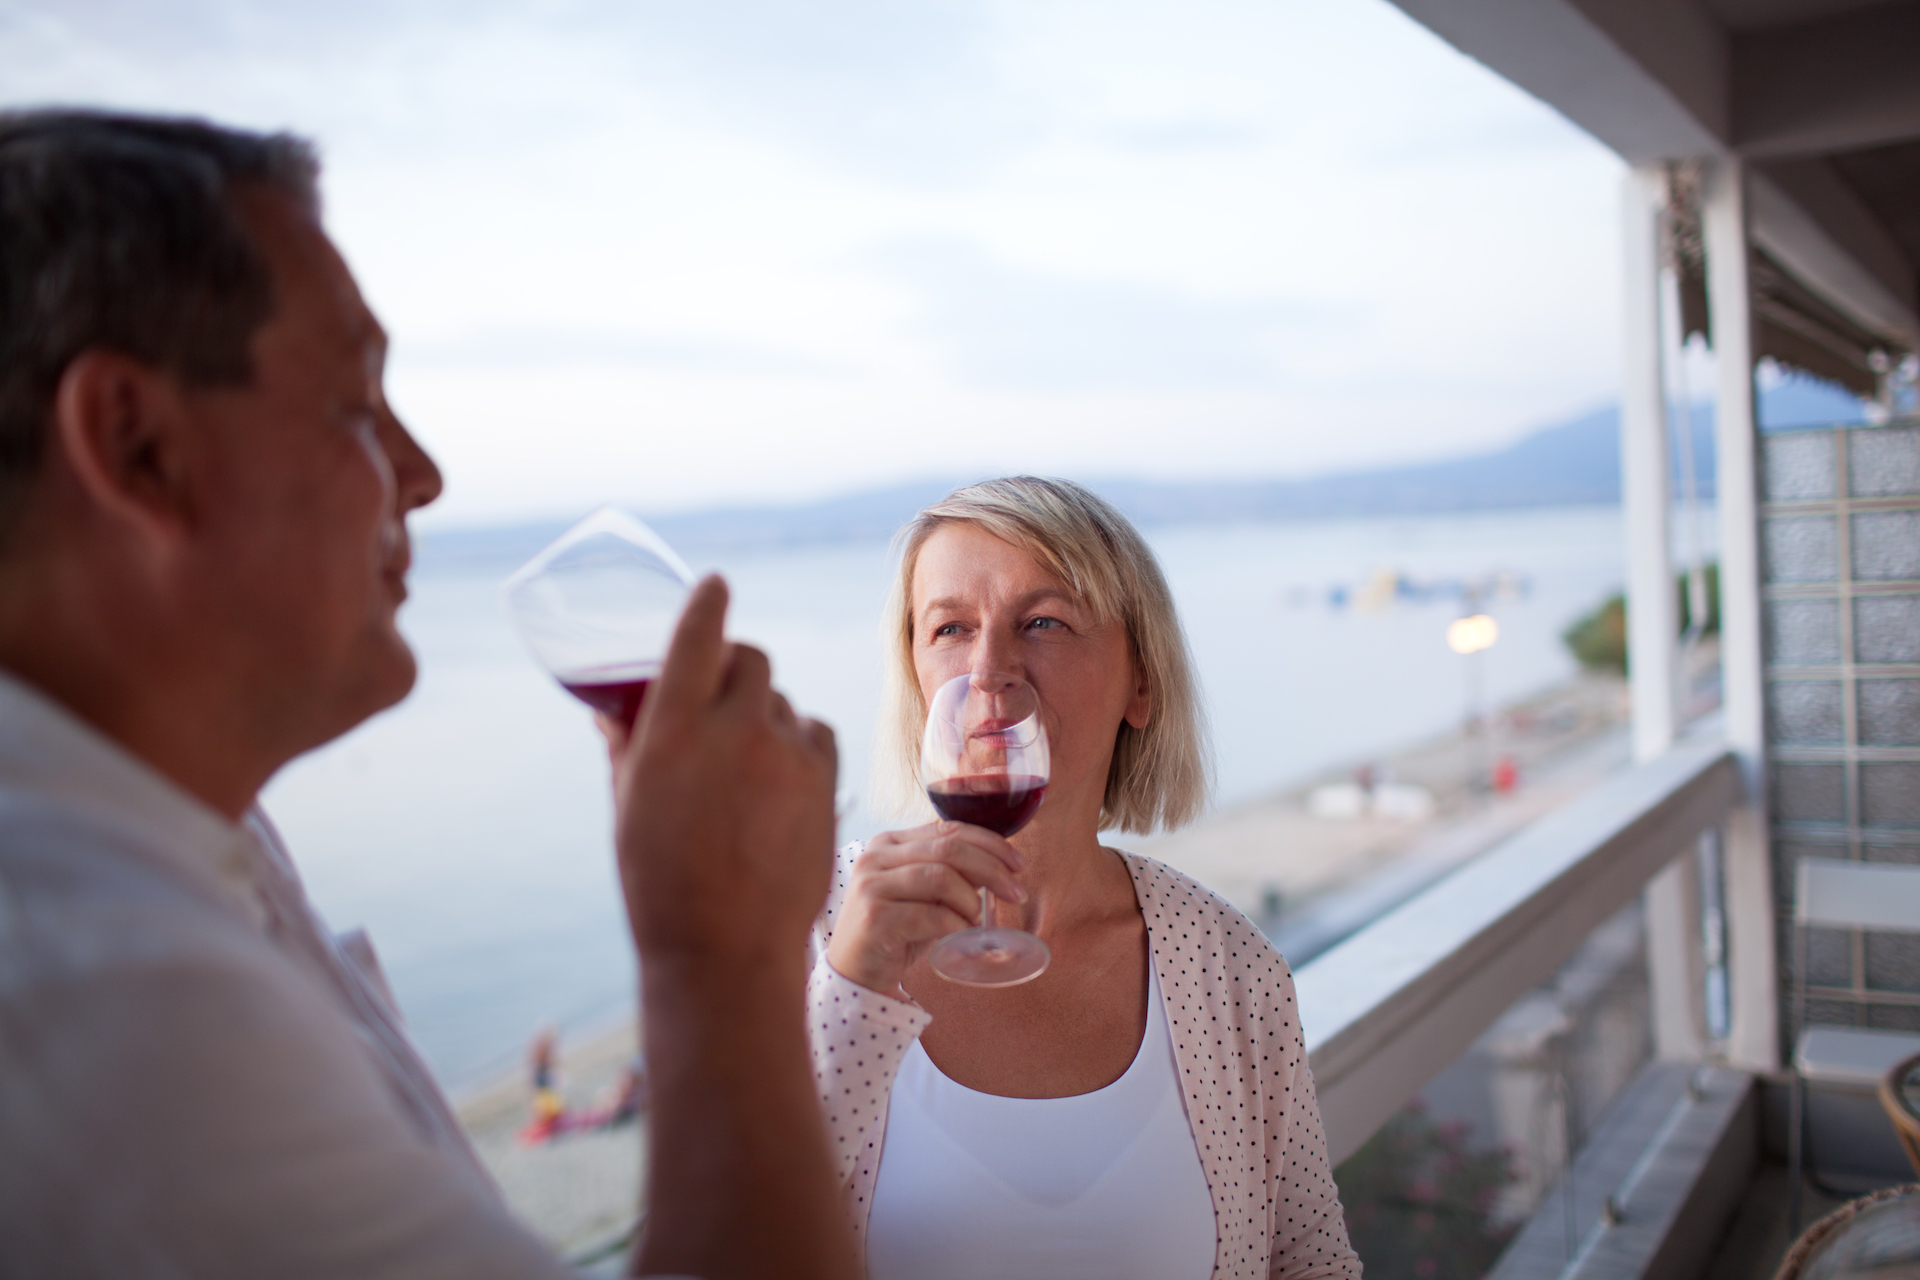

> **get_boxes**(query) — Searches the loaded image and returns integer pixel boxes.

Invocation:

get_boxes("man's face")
[178,187,442,757]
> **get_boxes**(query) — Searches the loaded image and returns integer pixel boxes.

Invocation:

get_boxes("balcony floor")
[1703,1162,1885,1280]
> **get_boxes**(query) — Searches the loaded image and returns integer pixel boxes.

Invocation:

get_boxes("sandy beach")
[1131,670,1631,927]
[459,1020,645,1265]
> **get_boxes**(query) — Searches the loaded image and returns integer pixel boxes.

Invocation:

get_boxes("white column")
[1624,166,1708,1060]
[1622,166,1680,762]
[1703,156,1781,1071]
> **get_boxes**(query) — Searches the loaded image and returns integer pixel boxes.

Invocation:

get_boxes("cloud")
[398,327,845,376]
[1101,119,1266,155]
[877,239,1342,391]
[552,0,1040,187]
[0,0,1628,524]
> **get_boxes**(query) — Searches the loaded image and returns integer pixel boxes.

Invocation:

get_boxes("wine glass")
[922,671,1052,987]
[502,507,695,723]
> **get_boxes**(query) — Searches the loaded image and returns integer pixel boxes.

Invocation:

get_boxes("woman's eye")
[933,622,962,638]
[1026,616,1063,631]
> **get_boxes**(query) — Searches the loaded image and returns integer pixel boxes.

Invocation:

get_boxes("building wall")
[1762,423,1920,1049]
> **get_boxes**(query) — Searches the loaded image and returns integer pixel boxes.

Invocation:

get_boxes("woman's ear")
[1123,661,1151,730]
[51,351,197,541]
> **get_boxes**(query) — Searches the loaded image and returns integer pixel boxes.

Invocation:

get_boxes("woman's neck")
[999,805,1132,937]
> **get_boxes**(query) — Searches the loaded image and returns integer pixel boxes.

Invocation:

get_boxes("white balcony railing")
[1298,736,1741,1165]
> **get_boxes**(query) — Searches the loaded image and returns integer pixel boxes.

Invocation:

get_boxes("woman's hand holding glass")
[825,822,1028,999]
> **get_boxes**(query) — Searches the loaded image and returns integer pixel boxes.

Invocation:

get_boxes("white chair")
[1790,857,1920,1229]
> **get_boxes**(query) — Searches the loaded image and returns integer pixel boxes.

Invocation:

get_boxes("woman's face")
[909,523,1148,835]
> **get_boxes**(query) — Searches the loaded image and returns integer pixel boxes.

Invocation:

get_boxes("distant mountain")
[416,380,1862,566]
[414,479,967,570]
[1096,403,1733,526]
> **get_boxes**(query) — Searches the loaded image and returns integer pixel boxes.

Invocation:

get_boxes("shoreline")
[1132,668,1632,926]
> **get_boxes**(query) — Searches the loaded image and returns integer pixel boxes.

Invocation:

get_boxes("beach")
[460,1021,645,1265]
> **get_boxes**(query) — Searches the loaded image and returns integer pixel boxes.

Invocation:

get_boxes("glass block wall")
[1763,423,1920,1048]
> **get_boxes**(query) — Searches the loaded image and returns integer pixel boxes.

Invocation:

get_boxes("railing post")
[1703,155,1780,1071]
[1647,837,1711,1059]
[1624,165,1710,1060]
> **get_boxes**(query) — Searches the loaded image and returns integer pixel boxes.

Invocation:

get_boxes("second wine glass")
[922,671,1051,987]
[501,507,695,724]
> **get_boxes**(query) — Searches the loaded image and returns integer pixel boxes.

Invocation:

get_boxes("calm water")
[263,503,1652,1091]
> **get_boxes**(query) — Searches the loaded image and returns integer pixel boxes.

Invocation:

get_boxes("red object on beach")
[519,1113,561,1145]
[1492,754,1519,795]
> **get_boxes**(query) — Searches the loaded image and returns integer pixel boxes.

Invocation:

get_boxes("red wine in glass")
[559,672,654,724]
[921,672,1052,987]
[926,775,1047,837]
[503,509,693,726]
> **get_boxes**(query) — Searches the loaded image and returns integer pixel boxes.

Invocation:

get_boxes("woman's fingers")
[865,821,1025,874]
[829,822,1029,998]
[881,901,977,945]
[862,862,993,929]
[825,893,972,995]
[858,835,1024,906]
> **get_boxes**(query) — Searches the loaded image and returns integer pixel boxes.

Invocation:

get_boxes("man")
[0,110,854,1279]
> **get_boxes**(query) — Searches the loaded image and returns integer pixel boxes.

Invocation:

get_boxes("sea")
[261,502,1686,1093]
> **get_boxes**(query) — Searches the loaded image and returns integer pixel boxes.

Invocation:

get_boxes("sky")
[2,0,1630,527]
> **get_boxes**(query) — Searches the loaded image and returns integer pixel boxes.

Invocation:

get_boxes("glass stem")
[979,885,992,930]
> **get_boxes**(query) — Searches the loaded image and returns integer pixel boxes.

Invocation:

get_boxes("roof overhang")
[1385,0,1920,353]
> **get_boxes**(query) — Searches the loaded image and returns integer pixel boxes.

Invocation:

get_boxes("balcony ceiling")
[1831,140,1920,270]
[1703,0,1901,32]
[1386,0,1920,349]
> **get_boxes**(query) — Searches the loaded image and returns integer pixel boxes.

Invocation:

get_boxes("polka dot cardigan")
[807,845,1362,1279]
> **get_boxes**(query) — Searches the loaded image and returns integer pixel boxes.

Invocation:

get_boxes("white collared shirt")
[0,671,577,1278]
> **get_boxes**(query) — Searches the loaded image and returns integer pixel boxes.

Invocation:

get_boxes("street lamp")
[1446,613,1499,656]
[1448,613,1499,794]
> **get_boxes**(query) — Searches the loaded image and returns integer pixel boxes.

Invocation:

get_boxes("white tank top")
[865,963,1217,1280]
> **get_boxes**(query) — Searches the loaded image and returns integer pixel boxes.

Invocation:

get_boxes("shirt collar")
[0,669,267,929]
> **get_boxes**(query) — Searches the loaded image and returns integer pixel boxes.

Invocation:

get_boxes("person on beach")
[812,477,1361,1279]
[519,1032,648,1141]
[0,109,854,1280]
[523,1026,567,1142]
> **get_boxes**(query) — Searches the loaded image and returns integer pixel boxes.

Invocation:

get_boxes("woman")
[808,477,1359,1279]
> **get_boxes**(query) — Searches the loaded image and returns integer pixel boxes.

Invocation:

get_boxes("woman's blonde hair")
[873,476,1211,835]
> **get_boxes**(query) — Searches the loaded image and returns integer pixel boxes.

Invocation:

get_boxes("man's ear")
[50,350,197,539]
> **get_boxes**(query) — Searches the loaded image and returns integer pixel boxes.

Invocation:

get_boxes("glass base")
[929,927,1051,987]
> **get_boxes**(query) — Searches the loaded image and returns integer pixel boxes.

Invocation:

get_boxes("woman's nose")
[969,634,1025,683]
[968,666,1022,692]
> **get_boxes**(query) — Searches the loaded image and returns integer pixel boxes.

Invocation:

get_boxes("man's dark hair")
[0,109,319,538]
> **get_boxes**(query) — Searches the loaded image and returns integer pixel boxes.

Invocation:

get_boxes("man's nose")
[381,411,443,513]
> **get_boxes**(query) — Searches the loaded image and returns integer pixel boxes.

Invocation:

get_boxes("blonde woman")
[807,477,1359,1280]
